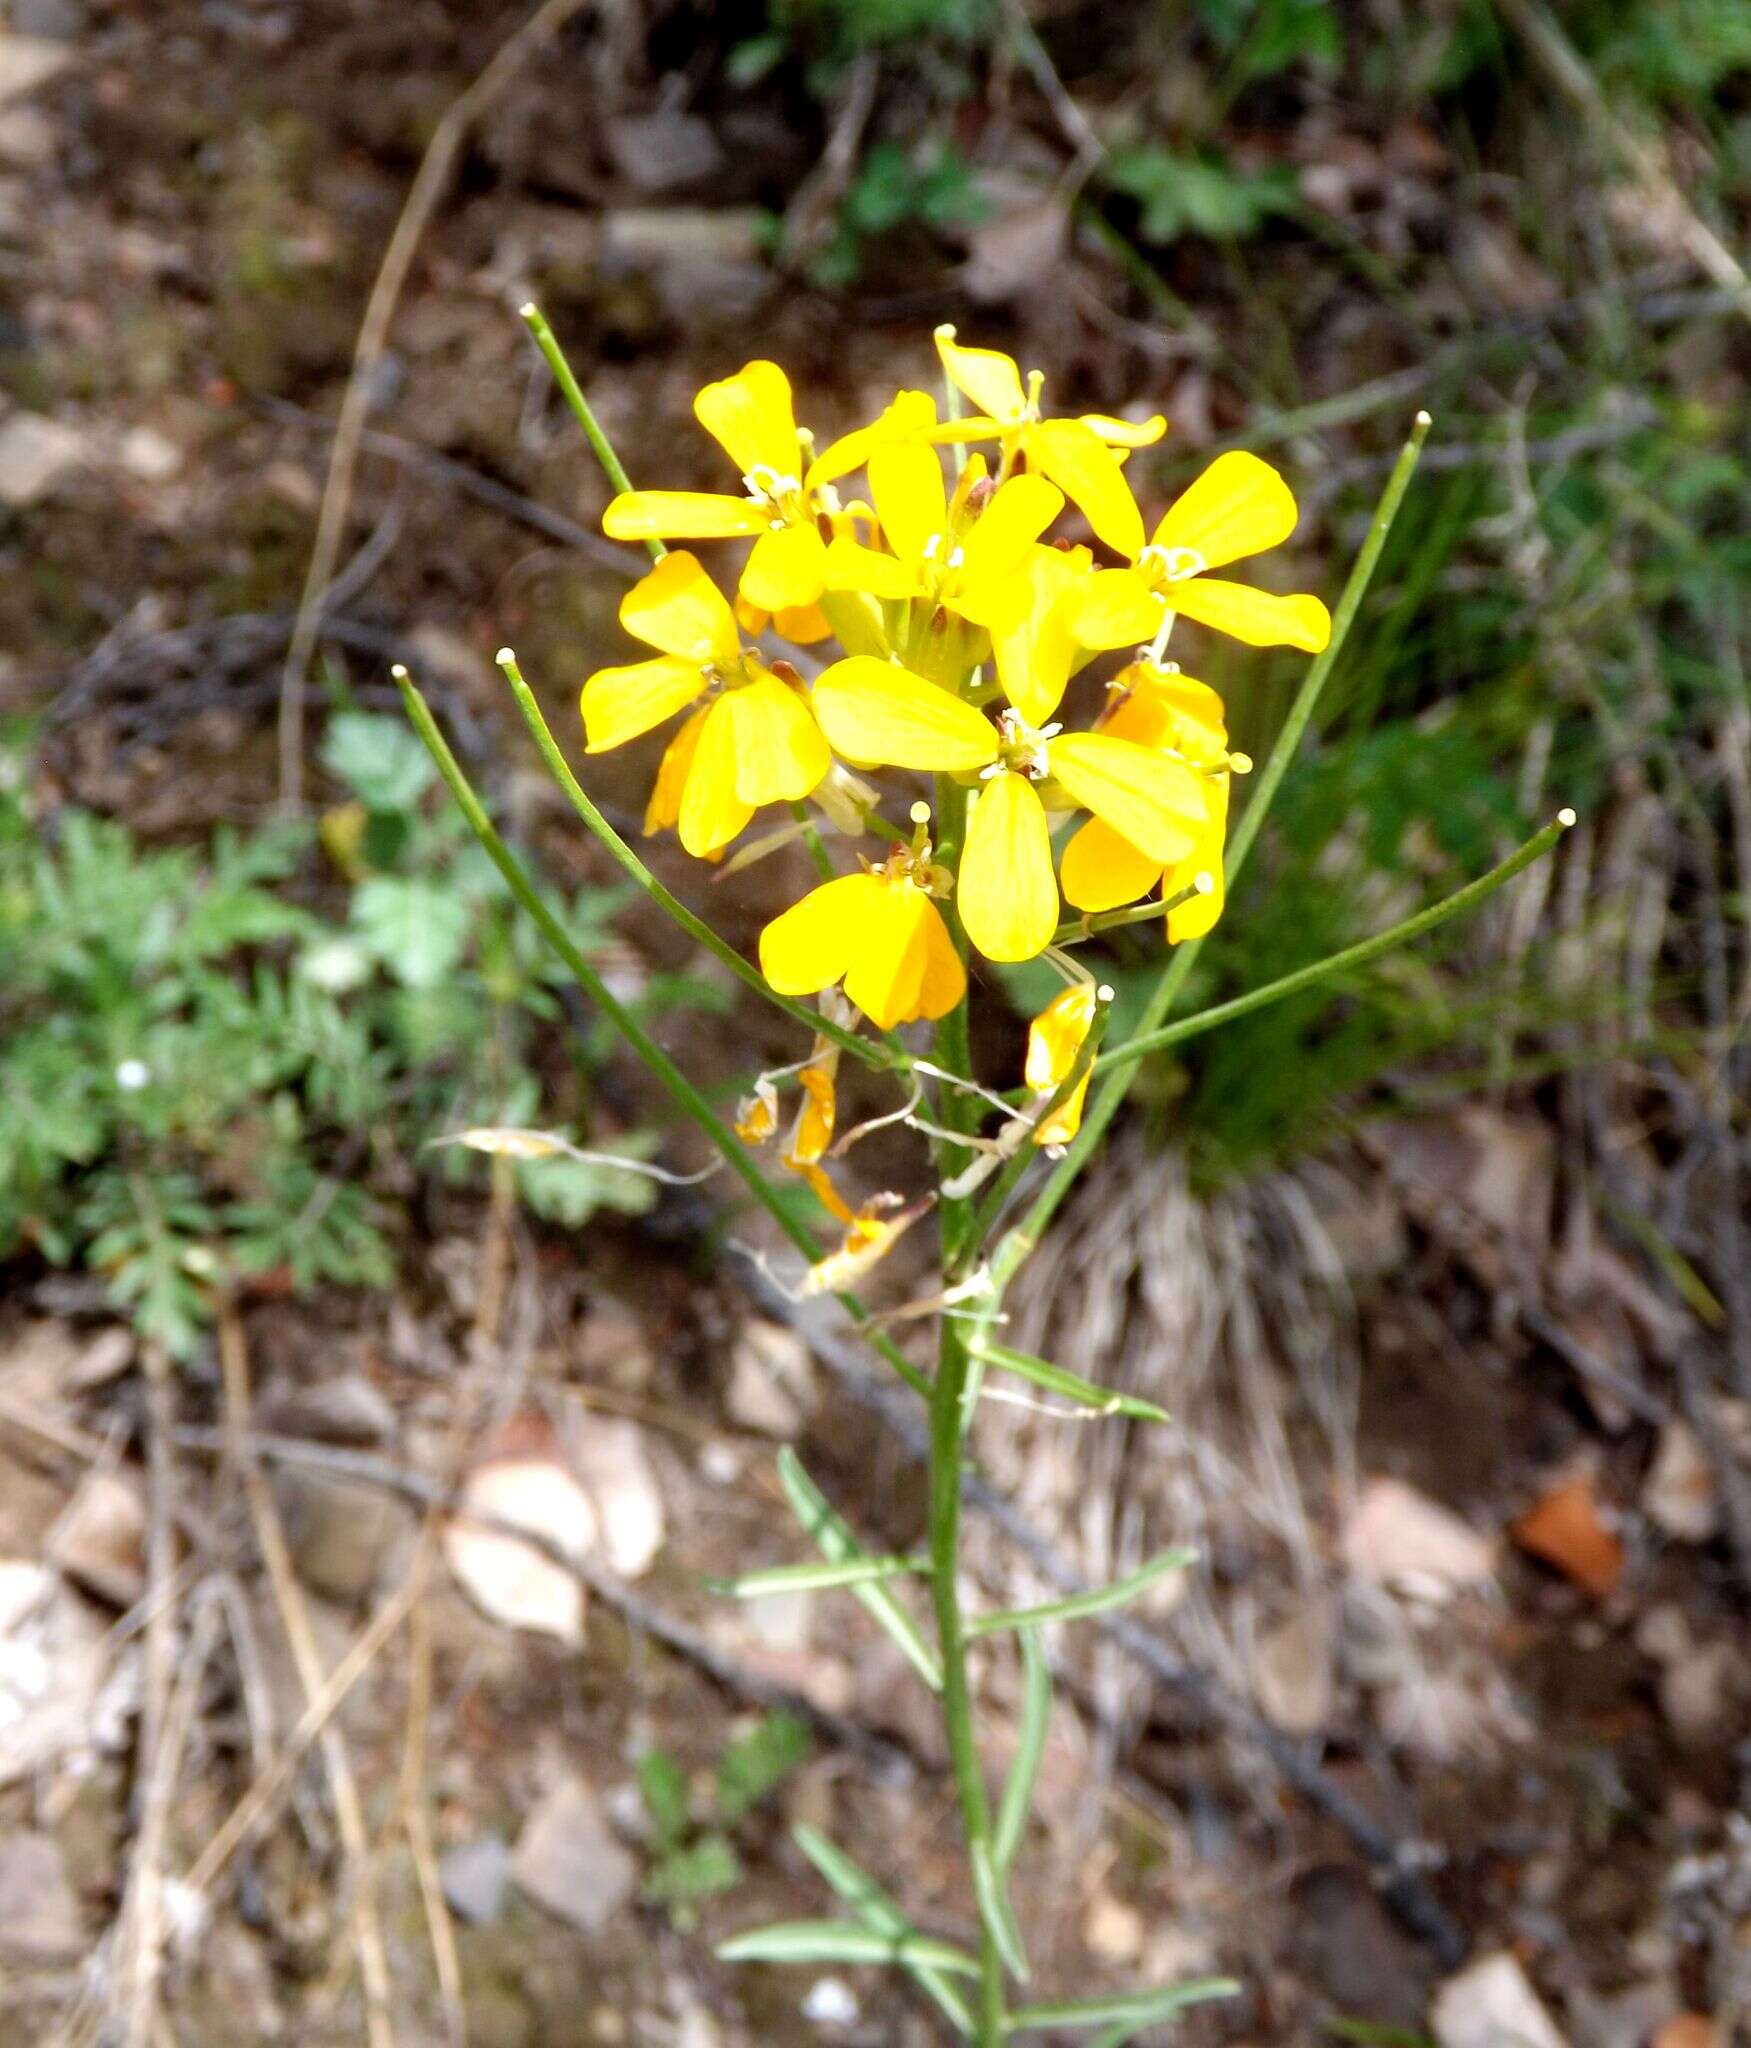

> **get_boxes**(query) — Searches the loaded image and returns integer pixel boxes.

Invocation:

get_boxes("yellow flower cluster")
[581,329,1327,1051]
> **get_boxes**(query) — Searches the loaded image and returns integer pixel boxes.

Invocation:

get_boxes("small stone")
[1342,1478,1495,1604]
[1253,1604,1333,1737]
[272,1468,412,1605]
[801,1977,860,2026]
[47,1471,146,1608]
[577,1297,654,1391]
[0,1558,52,1635]
[1083,1890,1144,1964]
[673,2007,723,2048]
[439,1835,510,1925]
[1659,1642,1739,1742]
[0,1831,83,1961]
[511,1778,637,1933]
[564,1415,664,1579]
[116,424,184,482]
[1433,1952,1568,2048]
[726,1318,815,1437]
[0,105,52,164]
[0,33,73,102]
[0,412,88,507]
[1642,1422,1717,1543]
[606,111,726,193]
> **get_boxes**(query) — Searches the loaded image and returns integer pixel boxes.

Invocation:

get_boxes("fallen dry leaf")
[1511,1475,1625,1598]
[445,1420,596,1645]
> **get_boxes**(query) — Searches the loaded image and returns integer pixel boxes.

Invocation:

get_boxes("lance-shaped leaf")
[968,1338,1168,1423]
[967,1548,1198,1639]
[793,1826,972,2036]
[777,1448,943,1690]
[994,1630,1051,1872]
[971,1838,1030,1983]
[1007,1977,1240,2034]
[716,1920,980,1976]
[711,1555,926,1598]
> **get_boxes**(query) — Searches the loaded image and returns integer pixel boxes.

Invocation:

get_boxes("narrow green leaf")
[710,1554,925,1598]
[969,1339,1168,1423]
[793,1826,973,2036]
[1007,1977,1241,2034]
[716,1920,981,1977]
[970,1838,1030,1984]
[967,1549,1198,1639]
[994,1631,1051,1871]
[776,1449,943,1690]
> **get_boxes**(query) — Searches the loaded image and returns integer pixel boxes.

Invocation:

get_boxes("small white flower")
[115,1059,150,1092]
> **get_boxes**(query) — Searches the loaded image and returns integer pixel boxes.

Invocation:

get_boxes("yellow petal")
[644,703,711,832]
[741,522,829,611]
[678,696,754,856]
[822,534,920,603]
[915,898,967,1019]
[843,880,931,1030]
[1100,668,1227,764]
[759,873,883,994]
[1070,567,1165,650]
[1059,815,1164,913]
[581,656,704,752]
[1151,450,1298,570]
[812,657,998,772]
[1027,418,1144,559]
[1025,982,1098,1090]
[1166,771,1229,943]
[934,328,1026,422]
[1168,578,1331,651]
[1048,731,1205,868]
[957,472,1064,594]
[957,771,1058,963]
[694,360,799,479]
[619,550,741,664]
[1082,411,1166,449]
[991,544,1092,725]
[727,670,831,806]
[788,1054,839,1164]
[806,388,940,489]
[868,441,948,563]
[1034,1069,1091,1147]
[771,601,833,645]
[603,490,765,540]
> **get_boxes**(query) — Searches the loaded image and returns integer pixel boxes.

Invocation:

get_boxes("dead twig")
[276,0,597,807]
[214,1303,396,2048]
[115,1342,178,2047]
[401,1595,466,2048]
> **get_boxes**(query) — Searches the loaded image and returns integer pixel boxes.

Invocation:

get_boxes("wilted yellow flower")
[602,363,938,621]
[758,836,966,1032]
[806,658,1208,964]
[800,1193,932,1297]
[1074,452,1332,654]
[1025,982,1101,1146]
[931,327,1164,558]
[580,550,829,857]
[1060,667,1234,942]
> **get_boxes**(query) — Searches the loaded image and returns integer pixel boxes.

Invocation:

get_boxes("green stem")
[987,410,1433,1295]
[396,668,929,1402]
[500,653,898,1072]
[931,1309,1006,2045]
[1092,814,1573,1075]
[518,303,662,560]
[931,775,979,1266]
